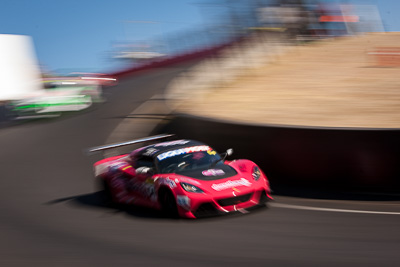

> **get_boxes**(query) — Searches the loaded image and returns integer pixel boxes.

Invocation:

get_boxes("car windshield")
[157,150,222,174]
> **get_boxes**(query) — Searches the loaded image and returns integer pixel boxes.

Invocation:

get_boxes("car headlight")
[252,166,261,181]
[180,182,204,193]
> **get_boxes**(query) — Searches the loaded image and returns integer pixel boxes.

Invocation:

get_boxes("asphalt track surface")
[1,63,400,266]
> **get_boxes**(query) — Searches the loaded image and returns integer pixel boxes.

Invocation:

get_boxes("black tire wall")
[160,114,400,191]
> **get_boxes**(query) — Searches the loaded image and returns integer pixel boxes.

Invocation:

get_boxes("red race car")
[89,135,272,218]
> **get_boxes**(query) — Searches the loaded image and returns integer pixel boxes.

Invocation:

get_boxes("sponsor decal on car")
[158,178,177,188]
[127,179,156,199]
[122,166,132,171]
[157,145,211,160]
[154,140,190,147]
[211,178,252,191]
[202,169,225,176]
[176,195,191,210]
[207,150,217,155]
[142,148,159,156]
[109,162,127,173]
[110,161,126,167]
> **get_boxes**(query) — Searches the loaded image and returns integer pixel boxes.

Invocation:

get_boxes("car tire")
[159,189,178,218]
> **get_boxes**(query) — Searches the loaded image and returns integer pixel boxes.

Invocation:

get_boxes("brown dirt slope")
[179,33,400,128]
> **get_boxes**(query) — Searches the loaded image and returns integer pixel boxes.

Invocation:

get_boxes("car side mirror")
[136,166,154,175]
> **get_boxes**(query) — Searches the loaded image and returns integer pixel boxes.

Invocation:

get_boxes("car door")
[126,155,157,202]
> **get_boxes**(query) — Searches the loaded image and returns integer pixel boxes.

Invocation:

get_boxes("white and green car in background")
[11,73,117,118]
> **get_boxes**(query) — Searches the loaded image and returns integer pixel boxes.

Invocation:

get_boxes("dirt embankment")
[179,33,400,128]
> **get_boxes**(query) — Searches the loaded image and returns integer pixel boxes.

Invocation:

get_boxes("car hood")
[175,164,238,181]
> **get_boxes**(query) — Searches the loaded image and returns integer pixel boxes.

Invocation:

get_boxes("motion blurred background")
[1,1,400,266]
[0,0,396,73]
[1,0,397,119]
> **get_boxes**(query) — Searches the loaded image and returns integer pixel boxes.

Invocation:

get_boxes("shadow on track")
[46,191,170,219]
[45,191,269,221]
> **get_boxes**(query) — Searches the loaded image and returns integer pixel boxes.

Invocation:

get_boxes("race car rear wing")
[87,134,174,154]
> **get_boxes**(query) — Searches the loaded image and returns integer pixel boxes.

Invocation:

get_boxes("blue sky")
[0,0,205,73]
[0,0,399,74]
[351,0,400,31]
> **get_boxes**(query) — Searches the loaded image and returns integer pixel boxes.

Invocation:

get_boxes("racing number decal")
[126,179,156,200]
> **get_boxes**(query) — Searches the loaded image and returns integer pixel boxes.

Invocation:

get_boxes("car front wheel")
[159,189,178,218]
